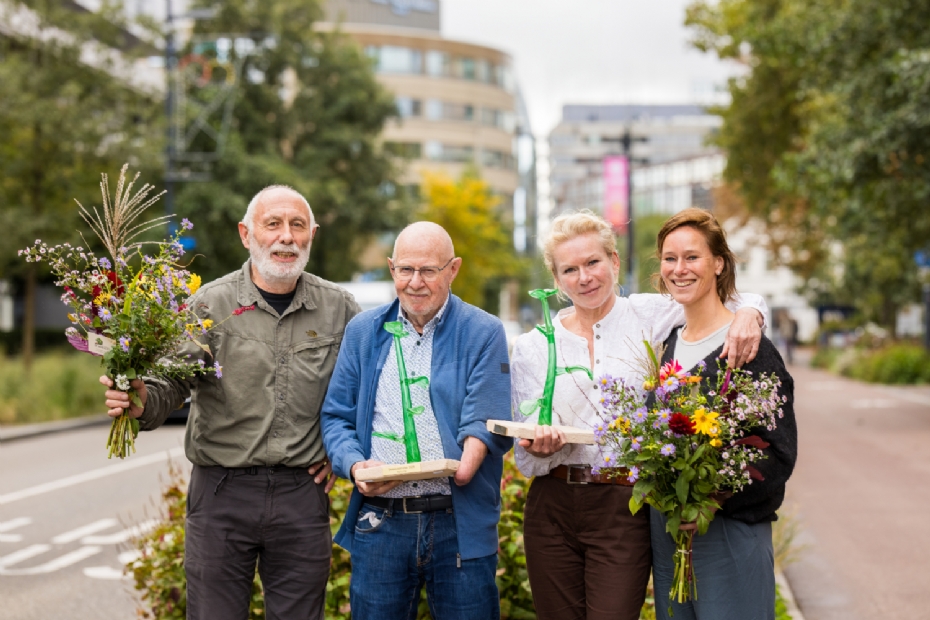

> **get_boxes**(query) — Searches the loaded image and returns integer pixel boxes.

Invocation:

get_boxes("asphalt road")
[0,423,189,620]
[782,354,930,620]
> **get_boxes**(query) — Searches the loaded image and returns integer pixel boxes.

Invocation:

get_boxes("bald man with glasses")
[321,221,513,620]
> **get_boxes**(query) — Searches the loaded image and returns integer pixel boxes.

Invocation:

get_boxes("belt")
[364,494,453,514]
[223,465,306,476]
[548,464,633,486]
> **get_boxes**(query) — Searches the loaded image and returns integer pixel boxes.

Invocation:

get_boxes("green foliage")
[418,171,527,313]
[173,0,406,283]
[0,351,104,424]
[685,0,930,329]
[844,344,930,384]
[617,214,670,294]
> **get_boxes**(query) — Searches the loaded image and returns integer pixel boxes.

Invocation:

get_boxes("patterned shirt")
[371,299,451,497]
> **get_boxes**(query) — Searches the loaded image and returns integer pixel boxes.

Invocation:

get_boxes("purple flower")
[697,359,707,372]
[181,218,193,230]
[631,436,643,451]
[214,361,223,378]
[98,307,112,322]
[119,336,131,352]
[660,444,676,457]
[98,257,112,270]
[632,408,648,424]
[627,466,640,484]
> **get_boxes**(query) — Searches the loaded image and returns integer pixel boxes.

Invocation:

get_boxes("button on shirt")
[371,301,451,497]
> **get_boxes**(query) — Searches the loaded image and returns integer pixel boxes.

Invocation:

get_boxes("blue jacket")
[321,294,513,560]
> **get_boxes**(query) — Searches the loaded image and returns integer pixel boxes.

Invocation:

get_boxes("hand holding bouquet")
[595,341,786,606]
[19,166,223,458]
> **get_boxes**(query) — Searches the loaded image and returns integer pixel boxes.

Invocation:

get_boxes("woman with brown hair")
[510,210,770,619]
[650,207,797,620]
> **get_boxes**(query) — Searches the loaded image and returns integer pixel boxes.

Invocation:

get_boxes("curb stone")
[777,568,806,620]
[0,414,111,443]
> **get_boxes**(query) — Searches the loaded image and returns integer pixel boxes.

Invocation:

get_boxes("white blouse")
[510,293,767,478]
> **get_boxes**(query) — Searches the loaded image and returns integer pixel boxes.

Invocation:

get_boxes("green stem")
[383,321,429,463]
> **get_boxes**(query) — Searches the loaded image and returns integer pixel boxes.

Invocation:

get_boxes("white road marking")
[0,544,50,568]
[0,517,32,533]
[879,388,930,407]
[1,546,102,575]
[51,518,119,544]
[83,549,141,580]
[850,399,897,409]
[82,565,127,580]
[0,447,185,505]
[81,519,157,545]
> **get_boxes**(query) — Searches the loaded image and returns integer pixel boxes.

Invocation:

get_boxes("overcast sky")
[442,0,737,137]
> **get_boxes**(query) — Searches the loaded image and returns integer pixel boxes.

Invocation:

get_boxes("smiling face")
[659,225,724,308]
[550,232,620,313]
[238,188,317,293]
[390,222,460,331]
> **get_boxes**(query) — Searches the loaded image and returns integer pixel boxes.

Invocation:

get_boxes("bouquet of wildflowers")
[19,165,223,459]
[594,341,786,607]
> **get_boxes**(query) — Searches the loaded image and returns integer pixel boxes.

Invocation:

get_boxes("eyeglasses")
[390,257,455,282]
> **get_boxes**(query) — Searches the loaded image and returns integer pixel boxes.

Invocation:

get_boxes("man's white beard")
[249,233,311,287]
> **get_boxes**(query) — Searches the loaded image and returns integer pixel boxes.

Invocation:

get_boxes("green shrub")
[0,351,103,424]
[844,344,930,384]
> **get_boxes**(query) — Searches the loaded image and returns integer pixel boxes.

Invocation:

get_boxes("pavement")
[781,349,930,620]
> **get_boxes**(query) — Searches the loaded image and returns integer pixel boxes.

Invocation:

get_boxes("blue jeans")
[349,501,500,620]
[650,508,775,620]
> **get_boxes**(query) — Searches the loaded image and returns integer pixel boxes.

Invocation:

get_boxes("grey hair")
[241,185,315,232]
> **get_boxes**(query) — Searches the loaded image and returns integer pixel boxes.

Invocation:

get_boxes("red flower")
[668,412,696,435]
[92,271,124,304]
[232,304,256,316]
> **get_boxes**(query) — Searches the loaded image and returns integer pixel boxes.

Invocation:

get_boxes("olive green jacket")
[140,261,360,468]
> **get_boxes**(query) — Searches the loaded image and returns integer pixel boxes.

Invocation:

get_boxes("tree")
[418,171,526,312]
[0,0,161,367]
[172,0,405,283]
[685,0,930,330]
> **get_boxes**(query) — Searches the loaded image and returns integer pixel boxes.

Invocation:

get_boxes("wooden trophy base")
[486,420,596,445]
[354,458,460,482]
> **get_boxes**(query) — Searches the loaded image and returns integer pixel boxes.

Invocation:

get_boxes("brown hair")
[542,210,618,286]
[654,207,737,303]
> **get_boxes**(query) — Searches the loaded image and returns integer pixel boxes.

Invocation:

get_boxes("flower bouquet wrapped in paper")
[594,340,787,607]
[19,166,223,458]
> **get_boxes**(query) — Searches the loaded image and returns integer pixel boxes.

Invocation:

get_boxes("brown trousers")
[524,475,652,620]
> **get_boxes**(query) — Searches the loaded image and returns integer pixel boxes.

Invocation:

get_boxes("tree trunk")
[22,264,36,372]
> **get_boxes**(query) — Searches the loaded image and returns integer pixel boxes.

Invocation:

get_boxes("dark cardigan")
[662,330,798,524]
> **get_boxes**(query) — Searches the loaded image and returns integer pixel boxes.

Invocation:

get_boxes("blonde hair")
[542,210,619,286]
[654,207,737,303]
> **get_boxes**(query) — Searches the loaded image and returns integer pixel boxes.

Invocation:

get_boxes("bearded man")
[100,185,359,620]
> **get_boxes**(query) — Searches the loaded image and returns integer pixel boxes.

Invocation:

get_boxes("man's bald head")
[392,221,454,260]
[389,221,460,331]
[241,185,315,232]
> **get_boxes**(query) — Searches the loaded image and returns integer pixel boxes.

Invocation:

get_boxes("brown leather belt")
[548,464,634,486]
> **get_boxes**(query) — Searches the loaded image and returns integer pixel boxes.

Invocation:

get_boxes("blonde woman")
[510,211,768,619]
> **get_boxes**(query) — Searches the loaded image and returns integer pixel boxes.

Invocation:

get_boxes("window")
[426,51,451,77]
[372,46,422,74]
[443,102,474,122]
[395,97,422,118]
[480,149,514,169]
[476,59,491,83]
[458,57,476,80]
[425,99,443,120]
[424,142,474,163]
[384,142,422,159]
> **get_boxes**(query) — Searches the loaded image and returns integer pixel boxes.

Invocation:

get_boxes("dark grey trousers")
[185,464,332,620]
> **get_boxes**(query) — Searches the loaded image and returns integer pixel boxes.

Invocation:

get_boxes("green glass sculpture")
[519,289,593,425]
[371,321,430,463]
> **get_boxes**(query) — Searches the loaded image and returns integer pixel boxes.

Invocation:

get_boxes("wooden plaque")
[486,420,596,445]
[354,458,460,482]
